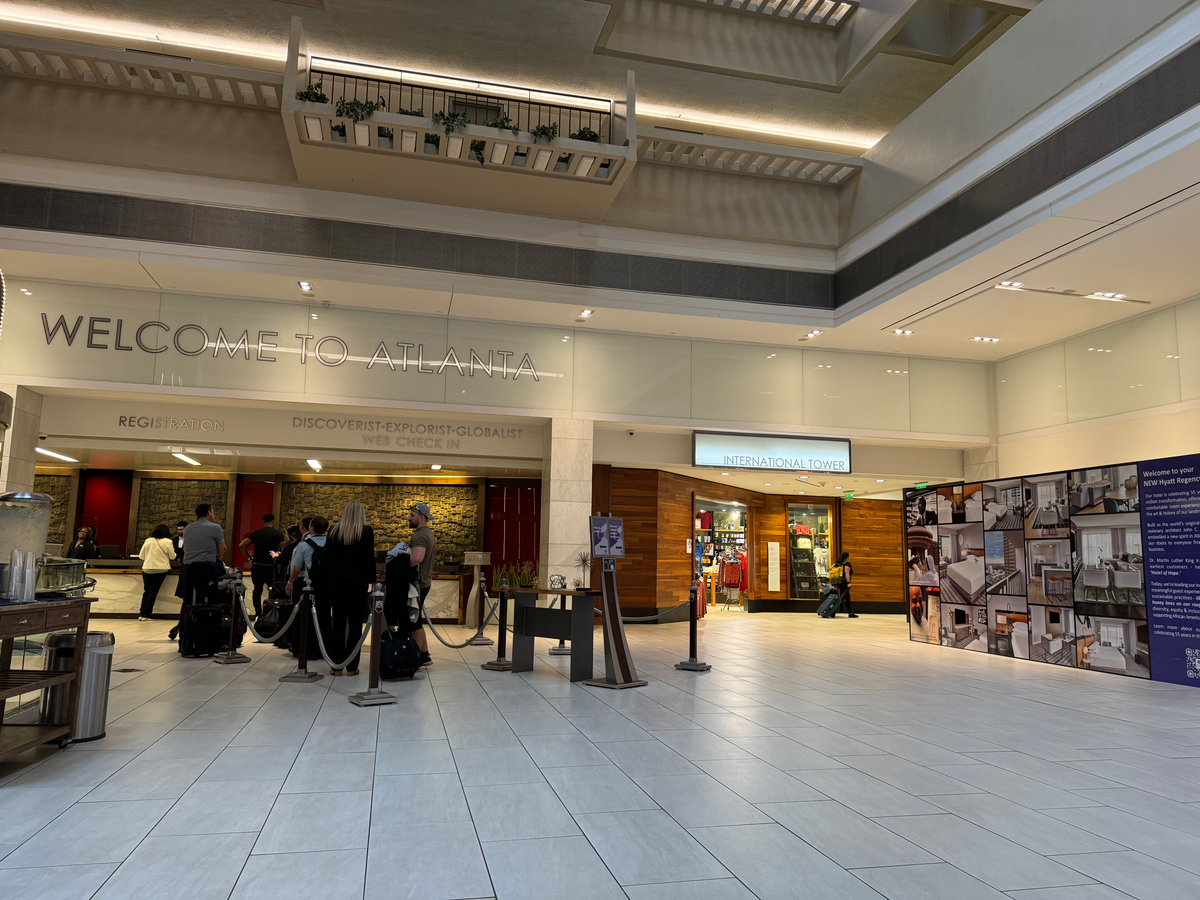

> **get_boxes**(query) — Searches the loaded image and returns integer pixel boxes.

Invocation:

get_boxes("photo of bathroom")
[1028,604,1077,667]
[1075,613,1150,678]
[908,524,939,588]
[1069,465,1140,515]
[1024,473,1071,538]
[981,478,1025,530]
[940,601,988,652]
[1072,513,1144,613]
[985,530,1027,595]
[909,585,940,644]
[938,523,985,604]
[937,483,983,524]
[1026,539,1073,605]
[987,596,1030,659]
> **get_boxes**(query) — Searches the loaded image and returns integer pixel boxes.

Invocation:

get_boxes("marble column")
[0,385,43,493]
[539,418,593,591]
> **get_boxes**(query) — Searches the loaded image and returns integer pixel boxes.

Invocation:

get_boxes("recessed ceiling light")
[562,336,570,342]
[763,483,772,487]
[298,281,313,291]
[894,329,913,335]
[800,475,809,479]
[172,452,201,466]
[310,313,318,319]
[306,459,322,472]
[36,447,78,462]
[720,472,730,476]
[20,288,32,295]
[579,309,594,318]
[999,281,1024,287]
[797,491,806,494]
[834,486,842,490]
[767,354,776,359]
[430,464,442,470]
[876,479,885,483]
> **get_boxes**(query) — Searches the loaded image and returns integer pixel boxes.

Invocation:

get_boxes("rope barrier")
[308,603,375,671]
[593,598,694,622]
[420,587,503,650]
[235,590,302,644]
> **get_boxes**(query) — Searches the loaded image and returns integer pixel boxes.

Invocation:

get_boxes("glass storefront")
[695,498,749,605]
[788,502,833,599]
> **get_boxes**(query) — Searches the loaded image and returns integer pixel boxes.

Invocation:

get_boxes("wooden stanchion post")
[481,580,513,671]
[280,588,323,683]
[351,583,397,706]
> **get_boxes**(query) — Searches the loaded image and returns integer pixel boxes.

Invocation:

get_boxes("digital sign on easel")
[590,516,625,558]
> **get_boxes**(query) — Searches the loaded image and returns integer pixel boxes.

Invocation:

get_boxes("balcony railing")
[305,66,612,144]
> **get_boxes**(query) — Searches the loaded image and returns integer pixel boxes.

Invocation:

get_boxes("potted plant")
[554,153,571,172]
[397,106,425,117]
[378,127,394,149]
[331,122,347,142]
[335,96,386,146]
[295,80,328,103]
[424,132,441,153]
[511,146,528,167]
[530,122,559,143]
[570,125,602,143]
[469,139,487,165]
[432,110,469,135]
[482,114,519,136]
[573,551,591,590]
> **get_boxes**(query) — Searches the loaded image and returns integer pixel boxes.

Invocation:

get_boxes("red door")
[485,483,540,573]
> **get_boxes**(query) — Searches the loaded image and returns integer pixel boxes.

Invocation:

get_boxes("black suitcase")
[816,585,841,618]
[378,629,423,680]
[179,604,225,657]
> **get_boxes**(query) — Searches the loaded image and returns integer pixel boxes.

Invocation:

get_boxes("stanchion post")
[480,579,512,671]
[351,582,397,706]
[280,587,323,683]
[676,581,711,672]
[549,591,571,656]
[468,570,495,646]
[213,571,251,665]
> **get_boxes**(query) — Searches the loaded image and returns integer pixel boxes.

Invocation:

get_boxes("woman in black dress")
[65,525,100,560]
[324,501,375,676]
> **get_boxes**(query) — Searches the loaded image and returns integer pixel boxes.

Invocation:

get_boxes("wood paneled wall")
[839,499,904,606]
[607,467,660,609]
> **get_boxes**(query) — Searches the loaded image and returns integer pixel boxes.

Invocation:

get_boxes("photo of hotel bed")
[985,530,1027,595]
[1027,539,1073,606]
[987,596,1030,658]
[1069,465,1139,515]
[938,523,985,604]
[1076,614,1149,678]
[907,489,938,526]
[940,602,987,652]
[1072,513,1144,613]
[1028,605,1076,666]
[937,483,983,524]
[908,525,940,587]
[1024,474,1071,538]
[981,479,1024,530]
[909,585,940,644]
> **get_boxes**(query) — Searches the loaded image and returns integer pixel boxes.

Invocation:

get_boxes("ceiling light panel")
[686,0,857,28]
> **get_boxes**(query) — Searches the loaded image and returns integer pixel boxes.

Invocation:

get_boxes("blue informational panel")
[1140,454,1200,686]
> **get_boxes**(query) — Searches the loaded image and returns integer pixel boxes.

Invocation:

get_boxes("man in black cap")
[408,502,437,666]
[239,513,284,619]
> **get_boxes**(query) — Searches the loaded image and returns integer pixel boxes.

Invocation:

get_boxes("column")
[965,361,1000,481]
[539,418,593,591]
[0,385,43,493]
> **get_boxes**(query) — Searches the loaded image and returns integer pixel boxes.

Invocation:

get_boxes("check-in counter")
[85,560,182,617]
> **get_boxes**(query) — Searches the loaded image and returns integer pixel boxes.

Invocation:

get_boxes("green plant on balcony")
[482,114,518,136]
[570,125,602,143]
[397,106,425,117]
[424,132,441,152]
[469,139,487,166]
[530,123,559,143]
[378,127,394,139]
[432,110,469,135]
[334,95,385,123]
[295,80,328,103]
[331,122,347,139]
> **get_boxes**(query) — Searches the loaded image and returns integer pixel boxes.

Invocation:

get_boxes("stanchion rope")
[235,591,303,644]
[420,587,503,650]
[593,597,694,622]
[308,604,375,671]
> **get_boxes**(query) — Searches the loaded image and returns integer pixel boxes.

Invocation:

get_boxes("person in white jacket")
[138,524,176,621]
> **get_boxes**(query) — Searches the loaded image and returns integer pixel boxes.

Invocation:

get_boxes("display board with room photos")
[905,464,1152,679]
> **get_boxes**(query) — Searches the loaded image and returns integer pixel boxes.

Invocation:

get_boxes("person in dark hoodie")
[835,551,857,618]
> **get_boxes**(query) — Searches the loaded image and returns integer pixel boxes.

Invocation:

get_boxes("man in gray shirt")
[408,503,437,667]
[169,504,228,641]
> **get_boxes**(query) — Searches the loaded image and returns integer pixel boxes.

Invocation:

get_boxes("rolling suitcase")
[179,604,225,657]
[816,584,841,618]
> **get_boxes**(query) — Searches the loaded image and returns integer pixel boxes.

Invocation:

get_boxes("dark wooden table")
[0,597,90,760]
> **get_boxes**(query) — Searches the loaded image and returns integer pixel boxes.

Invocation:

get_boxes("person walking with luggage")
[835,551,857,618]
[408,502,438,668]
[239,514,285,620]
[136,524,175,621]
[324,501,376,677]
[169,504,228,641]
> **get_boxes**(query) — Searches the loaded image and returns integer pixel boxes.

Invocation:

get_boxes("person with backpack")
[286,515,328,600]
[834,551,857,618]
[324,501,376,677]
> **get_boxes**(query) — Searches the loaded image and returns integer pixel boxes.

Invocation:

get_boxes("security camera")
[38,434,47,441]
[627,430,636,437]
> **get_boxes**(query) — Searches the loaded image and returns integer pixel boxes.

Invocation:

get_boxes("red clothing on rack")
[737,552,748,590]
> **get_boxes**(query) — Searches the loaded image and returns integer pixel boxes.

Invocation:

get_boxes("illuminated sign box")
[692,431,851,474]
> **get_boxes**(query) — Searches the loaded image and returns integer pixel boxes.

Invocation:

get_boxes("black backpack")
[378,629,423,680]
[304,537,331,595]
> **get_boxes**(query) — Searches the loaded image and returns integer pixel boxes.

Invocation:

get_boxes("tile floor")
[4,610,1200,899]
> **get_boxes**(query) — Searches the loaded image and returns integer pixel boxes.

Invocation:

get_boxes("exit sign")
[844,491,854,501]
[916,483,927,489]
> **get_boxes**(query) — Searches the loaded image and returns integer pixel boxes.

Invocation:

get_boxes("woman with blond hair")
[324,500,376,676]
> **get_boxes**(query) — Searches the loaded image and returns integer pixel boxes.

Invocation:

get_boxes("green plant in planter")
[295,80,328,103]
[335,95,385,123]
[469,139,487,166]
[397,107,425,117]
[570,125,602,143]
[424,132,441,147]
[331,122,347,138]
[378,127,394,139]
[432,110,469,135]
[482,114,518,136]
[530,122,559,143]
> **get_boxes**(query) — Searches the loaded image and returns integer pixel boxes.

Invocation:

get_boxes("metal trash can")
[41,631,115,742]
